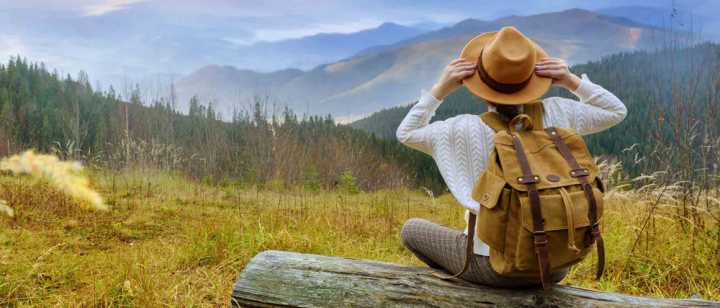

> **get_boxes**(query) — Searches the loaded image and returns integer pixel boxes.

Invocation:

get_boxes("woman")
[396,26,627,287]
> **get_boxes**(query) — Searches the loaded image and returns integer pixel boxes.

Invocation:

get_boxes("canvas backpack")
[441,102,606,290]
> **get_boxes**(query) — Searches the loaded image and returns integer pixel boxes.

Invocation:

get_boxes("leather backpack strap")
[544,127,605,280]
[510,133,552,290]
[432,213,476,280]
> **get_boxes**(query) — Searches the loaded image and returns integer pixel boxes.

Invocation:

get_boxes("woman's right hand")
[431,58,477,101]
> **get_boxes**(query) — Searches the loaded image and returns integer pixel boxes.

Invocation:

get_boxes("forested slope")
[2,43,718,193]
[0,58,445,191]
[352,43,720,175]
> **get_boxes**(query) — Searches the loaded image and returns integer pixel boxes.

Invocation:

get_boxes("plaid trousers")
[401,218,567,287]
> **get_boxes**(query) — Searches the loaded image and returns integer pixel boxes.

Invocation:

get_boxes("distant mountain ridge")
[232,22,426,72]
[0,8,426,90]
[176,8,670,118]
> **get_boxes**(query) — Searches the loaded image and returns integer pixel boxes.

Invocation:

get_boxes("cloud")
[0,35,27,58]
[253,19,384,42]
[83,0,146,16]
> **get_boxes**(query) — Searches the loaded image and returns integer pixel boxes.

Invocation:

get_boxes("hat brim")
[460,31,552,105]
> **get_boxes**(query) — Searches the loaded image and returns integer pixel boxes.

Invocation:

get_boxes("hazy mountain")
[232,22,426,72]
[0,7,425,91]
[175,66,304,115]
[596,6,673,29]
[596,5,719,40]
[177,8,669,118]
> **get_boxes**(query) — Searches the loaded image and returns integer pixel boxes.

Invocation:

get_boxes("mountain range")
[176,8,672,118]
[0,7,427,92]
[229,22,427,72]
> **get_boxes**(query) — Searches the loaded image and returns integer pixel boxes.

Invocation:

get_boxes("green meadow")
[1,168,717,306]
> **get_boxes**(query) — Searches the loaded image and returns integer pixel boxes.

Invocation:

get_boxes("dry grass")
[0,168,718,307]
[0,150,107,215]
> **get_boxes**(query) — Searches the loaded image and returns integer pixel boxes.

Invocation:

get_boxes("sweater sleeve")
[395,90,443,155]
[545,74,628,135]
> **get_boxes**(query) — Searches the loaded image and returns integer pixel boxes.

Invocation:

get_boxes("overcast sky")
[3,0,716,43]
[0,0,716,96]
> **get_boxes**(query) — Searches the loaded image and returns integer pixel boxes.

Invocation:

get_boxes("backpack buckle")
[517,175,540,184]
[570,168,589,177]
[533,232,548,246]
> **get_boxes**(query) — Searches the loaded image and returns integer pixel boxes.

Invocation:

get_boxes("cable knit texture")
[396,75,627,255]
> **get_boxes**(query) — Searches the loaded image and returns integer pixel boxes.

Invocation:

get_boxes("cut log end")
[232,250,719,307]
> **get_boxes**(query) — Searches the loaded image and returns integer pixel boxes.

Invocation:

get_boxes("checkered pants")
[401,218,567,287]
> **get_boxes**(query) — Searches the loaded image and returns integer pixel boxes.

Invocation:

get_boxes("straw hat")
[460,26,551,105]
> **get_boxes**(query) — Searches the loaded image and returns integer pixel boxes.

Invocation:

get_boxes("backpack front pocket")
[514,187,604,271]
[473,171,510,253]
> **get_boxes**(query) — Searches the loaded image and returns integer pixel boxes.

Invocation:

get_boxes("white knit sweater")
[396,75,627,255]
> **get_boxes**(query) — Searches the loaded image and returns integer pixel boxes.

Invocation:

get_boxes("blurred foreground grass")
[0,169,718,306]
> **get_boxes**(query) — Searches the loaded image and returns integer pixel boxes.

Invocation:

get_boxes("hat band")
[477,49,533,94]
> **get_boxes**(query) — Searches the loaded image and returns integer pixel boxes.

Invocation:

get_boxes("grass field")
[1,168,719,306]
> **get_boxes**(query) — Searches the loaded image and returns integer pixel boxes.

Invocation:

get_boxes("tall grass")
[0,166,718,306]
[0,150,107,217]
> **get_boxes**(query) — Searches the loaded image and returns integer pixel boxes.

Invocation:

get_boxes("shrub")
[338,170,360,194]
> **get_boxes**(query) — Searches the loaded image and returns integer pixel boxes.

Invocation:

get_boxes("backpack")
[442,102,606,290]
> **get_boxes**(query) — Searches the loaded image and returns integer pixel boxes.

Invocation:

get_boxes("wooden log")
[232,250,719,307]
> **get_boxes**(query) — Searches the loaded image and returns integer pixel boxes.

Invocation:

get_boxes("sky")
[4,0,716,43]
[0,0,717,97]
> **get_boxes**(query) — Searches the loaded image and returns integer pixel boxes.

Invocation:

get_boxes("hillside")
[5,43,716,194]
[350,87,485,139]
[175,66,304,111]
[0,57,443,191]
[176,8,667,117]
[351,43,720,175]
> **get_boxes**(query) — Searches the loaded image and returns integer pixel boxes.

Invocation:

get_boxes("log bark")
[232,250,719,307]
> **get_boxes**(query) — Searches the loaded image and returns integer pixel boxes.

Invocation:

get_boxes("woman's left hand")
[534,58,581,91]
